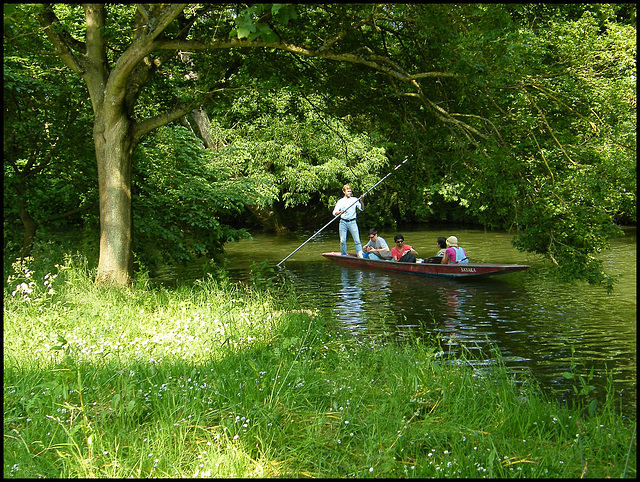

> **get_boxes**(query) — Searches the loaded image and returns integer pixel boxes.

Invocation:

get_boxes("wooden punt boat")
[321,252,530,278]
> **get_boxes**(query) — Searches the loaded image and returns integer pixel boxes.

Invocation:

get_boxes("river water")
[160,225,637,417]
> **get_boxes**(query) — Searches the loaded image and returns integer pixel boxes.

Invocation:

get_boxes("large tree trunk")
[16,195,38,259]
[190,107,216,150]
[94,112,135,286]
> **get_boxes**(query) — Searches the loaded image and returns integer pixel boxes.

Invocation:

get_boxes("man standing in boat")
[332,184,365,258]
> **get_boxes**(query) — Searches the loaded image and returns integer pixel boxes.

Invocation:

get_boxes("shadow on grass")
[4,308,637,478]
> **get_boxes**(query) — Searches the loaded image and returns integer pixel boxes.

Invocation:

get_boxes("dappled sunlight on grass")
[4,255,637,478]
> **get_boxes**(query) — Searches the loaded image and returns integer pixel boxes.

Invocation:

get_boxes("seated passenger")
[391,234,418,263]
[441,236,469,264]
[436,237,447,256]
[363,229,392,260]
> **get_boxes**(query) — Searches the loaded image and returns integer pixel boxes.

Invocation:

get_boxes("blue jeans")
[339,219,362,256]
[367,251,386,260]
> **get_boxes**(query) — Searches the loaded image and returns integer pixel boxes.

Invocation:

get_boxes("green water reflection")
[170,225,637,416]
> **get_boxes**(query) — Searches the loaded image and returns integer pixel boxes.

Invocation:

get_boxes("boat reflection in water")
[333,267,392,334]
[331,265,478,348]
[438,285,464,341]
[334,268,364,332]
[329,266,533,375]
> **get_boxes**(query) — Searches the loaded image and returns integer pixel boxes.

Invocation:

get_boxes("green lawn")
[4,254,636,478]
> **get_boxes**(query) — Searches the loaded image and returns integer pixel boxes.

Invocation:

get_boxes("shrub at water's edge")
[3,255,636,478]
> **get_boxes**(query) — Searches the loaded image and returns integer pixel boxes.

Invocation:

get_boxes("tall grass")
[4,253,636,478]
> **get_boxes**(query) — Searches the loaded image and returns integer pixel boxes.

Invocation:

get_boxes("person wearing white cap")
[441,235,469,264]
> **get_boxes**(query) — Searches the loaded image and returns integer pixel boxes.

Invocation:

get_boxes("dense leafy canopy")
[4,9,97,254]
[3,3,636,291]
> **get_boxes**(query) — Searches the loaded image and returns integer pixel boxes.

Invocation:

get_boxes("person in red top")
[391,234,418,262]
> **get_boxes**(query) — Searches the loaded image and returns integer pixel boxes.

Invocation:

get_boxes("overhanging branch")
[153,38,457,84]
[133,36,466,143]
[132,87,242,141]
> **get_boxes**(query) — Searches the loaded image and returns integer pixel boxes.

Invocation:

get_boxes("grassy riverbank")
[4,253,636,478]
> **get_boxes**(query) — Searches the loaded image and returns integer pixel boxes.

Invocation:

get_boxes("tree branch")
[84,4,107,67]
[154,37,458,85]
[36,4,85,75]
[105,5,188,111]
[527,83,600,133]
[451,113,504,143]
[36,202,96,225]
[529,129,556,184]
[525,88,579,166]
[318,14,374,51]
[132,87,243,141]
[137,4,188,44]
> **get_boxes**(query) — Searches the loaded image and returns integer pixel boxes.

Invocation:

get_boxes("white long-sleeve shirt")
[333,196,362,219]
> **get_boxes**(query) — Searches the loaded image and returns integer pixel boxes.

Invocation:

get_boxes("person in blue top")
[332,184,364,258]
[441,235,469,264]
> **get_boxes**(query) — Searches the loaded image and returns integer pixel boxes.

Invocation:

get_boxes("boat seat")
[423,256,444,264]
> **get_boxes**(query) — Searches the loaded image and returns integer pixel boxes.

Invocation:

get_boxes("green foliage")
[487,10,636,290]
[3,3,635,291]
[202,87,389,226]
[132,126,257,268]
[3,30,97,230]
[247,260,280,290]
[230,4,298,42]
[395,4,636,290]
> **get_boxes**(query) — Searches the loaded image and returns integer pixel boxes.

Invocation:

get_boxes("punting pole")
[276,157,410,268]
